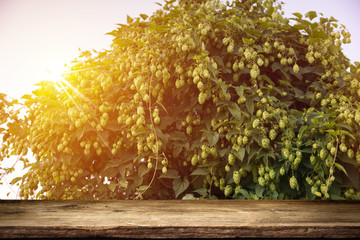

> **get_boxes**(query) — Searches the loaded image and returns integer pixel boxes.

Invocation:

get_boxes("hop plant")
[279,167,285,176]
[233,170,241,185]
[0,0,359,201]
[228,153,236,165]
[289,176,298,190]
[320,149,327,160]
[262,138,271,149]
[224,185,233,197]
[269,129,277,141]
[258,177,266,187]
[293,63,300,74]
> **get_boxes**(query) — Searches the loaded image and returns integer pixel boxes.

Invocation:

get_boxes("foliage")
[1,0,360,200]
[0,94,30,194]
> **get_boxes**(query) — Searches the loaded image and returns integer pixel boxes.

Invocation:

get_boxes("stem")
[0,154,21,181]
[324,136,339,199]
[135,71,161,199]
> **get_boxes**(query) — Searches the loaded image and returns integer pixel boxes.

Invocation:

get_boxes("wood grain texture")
[0,200,359,239]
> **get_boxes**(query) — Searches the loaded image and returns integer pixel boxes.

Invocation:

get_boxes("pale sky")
[0,0,359,199]
[0,0,160,100]
[0,0,359,100]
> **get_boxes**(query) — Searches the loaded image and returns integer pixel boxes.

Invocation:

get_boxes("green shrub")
[1,0,360,200]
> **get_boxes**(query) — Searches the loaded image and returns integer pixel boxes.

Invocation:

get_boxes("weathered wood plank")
[0,200,359,239]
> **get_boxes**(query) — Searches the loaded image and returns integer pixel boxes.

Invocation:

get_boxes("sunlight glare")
[39,63,67,83]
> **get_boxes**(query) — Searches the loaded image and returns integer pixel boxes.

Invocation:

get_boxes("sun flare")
[39,64,67,83]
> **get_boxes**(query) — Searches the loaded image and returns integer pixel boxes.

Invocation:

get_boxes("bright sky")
[281,0,360,64]
[0,0,160,100]
[0,0,359,100]
[0,0,359,199]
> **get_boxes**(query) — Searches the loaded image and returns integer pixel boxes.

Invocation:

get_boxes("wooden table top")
[1,200,359,239]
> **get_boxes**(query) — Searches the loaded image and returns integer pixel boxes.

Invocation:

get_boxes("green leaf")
[255,184,265,197]
[331,22,338,28]
[173,144,183,158]
[271,62,282,72]
[228,103,242,120]
[173,178,189,198]
[294,88,304,99]
[238,148,246,161]
[235,86,244,97]
[191,167,209,176]
[312,30,327,39]
[127,15,133,24]
[182,193,196,200]
[0,92,7,100]
[335,123,353,132]
[305,11,317,20]
[330,194,345,200]
[278,79,294,88]
[108,182,118,192]
[219,148,228,157]
[207,132,219,147]
[76,126,85,140]
[106,30,118,37]
[21,94,33,100]
[344,163,359,188]
[137,185,149,191]
[329,16,338,22]
[114,38,135,47]
[159,169,180,179]
[325,129,339,136]
[10,177,22,185]
[292,12,303,19]
[213,56,224,68]
[102,167,119,178]
[138,165,150,177]
[242,37,255,45]
[251,128,263,146]
[334,162,347,176]
[338,152,357,166]
[118,180,128,189]
[298,125,307,139]
[219,81,227,94]
[103,159,121,171]
[262,75,275,86]
[193,188,208,196]
[245,99,254,114]
[299,66,319,75]
[239,189,251,198]
[340,130,356,141]
[262,29,272,37]
[140,14,148,20]
[36,191,42,199]
[156,100,168,114]
[232,148,245,162]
